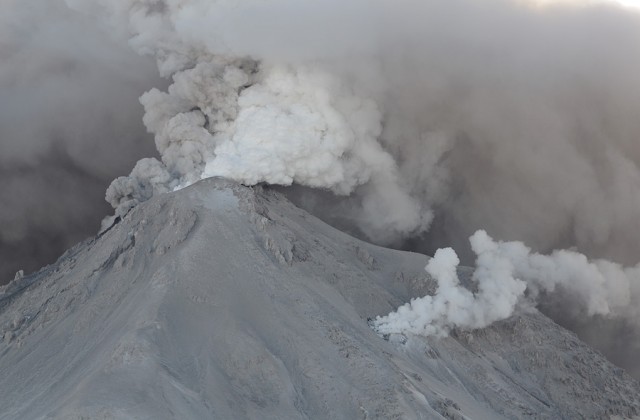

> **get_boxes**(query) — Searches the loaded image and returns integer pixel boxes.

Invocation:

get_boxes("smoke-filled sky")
[3,0,640,377]
[0,0,163,283]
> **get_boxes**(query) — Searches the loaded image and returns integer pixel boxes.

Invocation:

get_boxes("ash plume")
[53,0,640,378]
[0,0,162,283]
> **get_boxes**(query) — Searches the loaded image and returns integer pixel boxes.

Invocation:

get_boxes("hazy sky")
[0,0,161,283]
[605,0,640,7]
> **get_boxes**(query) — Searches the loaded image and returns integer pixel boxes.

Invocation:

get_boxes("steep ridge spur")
[1,178,639,419]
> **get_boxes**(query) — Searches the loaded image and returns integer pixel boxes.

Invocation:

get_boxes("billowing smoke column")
[63,0,640,375]
[110,62,428,240]
[66,0,430,242]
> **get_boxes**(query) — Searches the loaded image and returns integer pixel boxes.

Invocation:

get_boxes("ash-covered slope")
[1,179,639,419]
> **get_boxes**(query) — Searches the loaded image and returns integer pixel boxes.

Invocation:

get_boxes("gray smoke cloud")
[64,0,640,259]
[7,0,640,378]
[0,0,162,283]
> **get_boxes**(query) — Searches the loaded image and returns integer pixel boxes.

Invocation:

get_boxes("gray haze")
[0,0,162,283]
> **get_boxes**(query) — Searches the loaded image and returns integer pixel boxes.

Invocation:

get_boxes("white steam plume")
[373,230,640,337]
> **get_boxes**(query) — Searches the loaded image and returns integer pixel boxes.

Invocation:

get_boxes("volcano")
[1,178,638,419]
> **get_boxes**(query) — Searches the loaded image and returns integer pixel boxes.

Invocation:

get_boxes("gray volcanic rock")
[1,178,639,419]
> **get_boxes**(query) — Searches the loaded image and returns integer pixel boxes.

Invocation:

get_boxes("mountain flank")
[1,178,639,419]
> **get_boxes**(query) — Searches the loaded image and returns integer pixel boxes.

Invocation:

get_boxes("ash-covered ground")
[1,179,638,419]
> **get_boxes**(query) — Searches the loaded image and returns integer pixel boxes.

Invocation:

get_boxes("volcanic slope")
[1,178,639,419]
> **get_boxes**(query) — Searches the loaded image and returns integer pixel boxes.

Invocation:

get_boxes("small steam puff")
[372,230,640,338]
